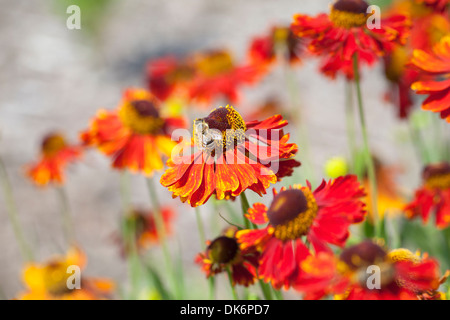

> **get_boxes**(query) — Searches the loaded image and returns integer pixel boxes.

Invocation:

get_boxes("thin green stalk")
[146,177,182,299]
[408,120,430,164]
[259,280,273,300]
[227,267,239,300]
[345,80,357,172]
[56,186,75,244]
[0,157,33,261]
[240,193,251,229]
[352,54,380,237]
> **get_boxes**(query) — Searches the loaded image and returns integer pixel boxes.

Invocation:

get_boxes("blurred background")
[0,0,447,299]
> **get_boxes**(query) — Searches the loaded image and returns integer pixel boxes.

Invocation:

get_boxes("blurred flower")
[146,55,195,102]
[364,157,406,220]
[196,227,259,287]
[19,246,114,300]
[291,0,410,79]
[324,156,349,178]
[188,50,261,105]
[160,105,300,207]
[405,162,450,228]
[119,207,175,254]
[248,26,303,73]
[236,175,366,289]
[26,132,82,187]
[415,0,450,12]
[410,35,450,122]
[81,88,186,176]
[297,241,445,300]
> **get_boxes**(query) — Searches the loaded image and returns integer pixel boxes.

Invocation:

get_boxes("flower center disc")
[267,188,318,241]
[193,106,246,153]
[207,236,239,264]
[42,134,66,157]
[119,99,164,134]
[423,162,450,190]
[43,261,74,295]
[330,0,370,29]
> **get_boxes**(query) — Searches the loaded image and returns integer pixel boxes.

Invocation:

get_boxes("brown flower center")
[119,98,164,134]
[43,260,75,296]
[193,106,246,153]
[208,236,239,264]
[330,0,370,28]
[42,134,67,157]
[423,162,450,190]
[268,188,318,241]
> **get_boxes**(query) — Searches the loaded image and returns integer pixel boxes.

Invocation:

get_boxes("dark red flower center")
[423,162,450,190]
[207,236,239,264]
[119,98,164,135]
[330,0,370,28]
[42,133,67,157]
[132,100,160,118]
[267,188,318,241]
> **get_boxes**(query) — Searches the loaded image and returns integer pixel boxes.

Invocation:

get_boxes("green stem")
[345,80,357,172]
[56,186,75,244]
[352,54,380,237]
[226,267,239,300]
[240,193,251,229]
[146,177,182,299]
[408,120,429,164]
[0,157,33,261]
[259,280,273,300]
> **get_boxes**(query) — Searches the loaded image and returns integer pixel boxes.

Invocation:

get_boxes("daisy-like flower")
[248,26,303,71]
[405,162,450,228]
[19,247,114,300]
[196,227,259,287]
[236,175,366,289]
[26,133,82,187]
[410,35,450,122]
[297,241,446,300]
[160,105,300,207]
[81,88,186,176]
[291,0,409,79]
[120,207,175,254]
[146,55,195,102]
[188,50,261,105]
[416,0,450,12]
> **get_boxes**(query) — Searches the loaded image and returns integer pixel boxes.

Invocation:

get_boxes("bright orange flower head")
[160,105,300,207]
[26,133,82,187]
[188,50,262,105]
[291,0,410,79]
[415,0,450,12]
[196,227,259,287]
[405,162,450,228]
[411,36,450,122]
[235,175,366,290]
[19,246,114,300]
[81,88,186,176]
[120,207,175,254]
[296,241,446,300]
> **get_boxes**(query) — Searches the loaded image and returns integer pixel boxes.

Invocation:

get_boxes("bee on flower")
[160,105,300,207]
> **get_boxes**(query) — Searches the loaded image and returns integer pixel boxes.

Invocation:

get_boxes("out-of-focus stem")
[345,80,357,172]
[352,54,380,237]
[0,157,33,261]
[56,186,75,244]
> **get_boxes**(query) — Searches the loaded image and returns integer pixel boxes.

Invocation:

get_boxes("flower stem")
[259,280,273,300]
[226,267,239,300]
[345,80,357,172]
[240,192,252,229]
[0,157,33,261]
[352,54,380,237]
[56,186,75,244]
[146,176,182,299]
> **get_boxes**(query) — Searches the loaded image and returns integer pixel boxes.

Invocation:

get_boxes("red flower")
[146,55,194,102]
[297,241,446,300]
[405,162,450,228]
[416,0,450,12]
[411,35,450,122]
[248,26,303,72]
[26,133,82,187]
[188,50,261,105]
[160,105,300,207]
[235,175,366,289]
[291,0,409,79]
[80,89,186,176]
[196,228,259,287]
